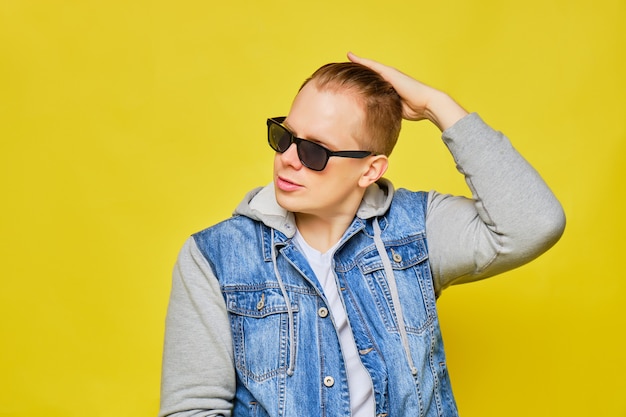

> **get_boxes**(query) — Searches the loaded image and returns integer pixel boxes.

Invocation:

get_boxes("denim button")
[391,248,402,263]
[323,376,335,387]
[318,307,329,318]
[256,293,265,311]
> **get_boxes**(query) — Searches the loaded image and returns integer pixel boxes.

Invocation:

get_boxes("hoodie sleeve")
[159,237,235,417]
[425,113,566,295]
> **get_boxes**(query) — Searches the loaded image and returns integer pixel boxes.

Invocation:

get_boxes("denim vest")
[193,189,459,417]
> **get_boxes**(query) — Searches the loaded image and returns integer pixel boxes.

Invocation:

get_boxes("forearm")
[426,113,565,293]
[159,238,235,417]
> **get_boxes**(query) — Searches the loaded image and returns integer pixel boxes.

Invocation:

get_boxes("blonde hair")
[301,62,402,156]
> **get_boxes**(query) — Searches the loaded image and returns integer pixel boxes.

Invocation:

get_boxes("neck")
[295,212,355,253]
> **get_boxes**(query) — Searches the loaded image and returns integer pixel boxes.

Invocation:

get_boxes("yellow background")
[1,0,624,416]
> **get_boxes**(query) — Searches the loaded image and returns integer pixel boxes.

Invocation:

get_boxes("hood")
[233,178,396,237]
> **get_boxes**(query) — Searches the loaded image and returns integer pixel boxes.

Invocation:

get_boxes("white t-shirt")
[293,231,375,417]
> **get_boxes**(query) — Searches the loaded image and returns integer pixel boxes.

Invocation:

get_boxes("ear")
[358,155,388,188]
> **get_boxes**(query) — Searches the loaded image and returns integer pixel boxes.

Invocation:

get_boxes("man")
[159,53,565,417]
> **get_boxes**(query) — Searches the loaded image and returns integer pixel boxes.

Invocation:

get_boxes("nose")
[279,142,303,169]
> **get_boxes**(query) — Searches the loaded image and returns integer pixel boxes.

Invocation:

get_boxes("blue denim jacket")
[193,187,459,417]
[161,114,567,417]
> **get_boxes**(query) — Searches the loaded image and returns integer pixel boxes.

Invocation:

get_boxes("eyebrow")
[283,119,332,149]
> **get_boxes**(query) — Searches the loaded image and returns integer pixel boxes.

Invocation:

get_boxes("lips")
[276,175,303,192]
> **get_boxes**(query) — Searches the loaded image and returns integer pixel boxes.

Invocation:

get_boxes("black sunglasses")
[267,117,372,171]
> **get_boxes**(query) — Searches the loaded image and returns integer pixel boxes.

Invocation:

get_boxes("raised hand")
[347,52,468,131]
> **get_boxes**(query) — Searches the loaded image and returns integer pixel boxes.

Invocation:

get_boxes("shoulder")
[388,188,429,218]
[193,215,264,256]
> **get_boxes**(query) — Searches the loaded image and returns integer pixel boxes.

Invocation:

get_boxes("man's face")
[273,82,372,218]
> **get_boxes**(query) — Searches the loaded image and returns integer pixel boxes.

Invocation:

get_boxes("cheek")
[273,153,281,172]
[317,170,357,197]
[328,161,364,184]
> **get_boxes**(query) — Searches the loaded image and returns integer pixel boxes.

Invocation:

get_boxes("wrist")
[424,91,468,131]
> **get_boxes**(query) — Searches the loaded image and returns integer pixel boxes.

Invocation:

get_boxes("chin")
[274,189,299,212]
[276,192,321,216]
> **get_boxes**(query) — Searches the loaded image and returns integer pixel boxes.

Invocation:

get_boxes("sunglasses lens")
[268,119,329,171]
[269,123,292,152]
[298,140,327,171]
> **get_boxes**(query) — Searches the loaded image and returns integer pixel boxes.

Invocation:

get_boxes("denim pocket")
[359,239,436,334]
[225,286,298,382]
[249,401,270,417]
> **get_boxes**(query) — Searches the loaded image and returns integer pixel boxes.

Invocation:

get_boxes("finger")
[347,52,411,87]
[347,52,389,74]
[347,51,362,63]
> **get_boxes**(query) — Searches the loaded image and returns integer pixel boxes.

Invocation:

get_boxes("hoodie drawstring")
[373,217,418,376]
[270,221,416,378]
[271,229,296,376]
